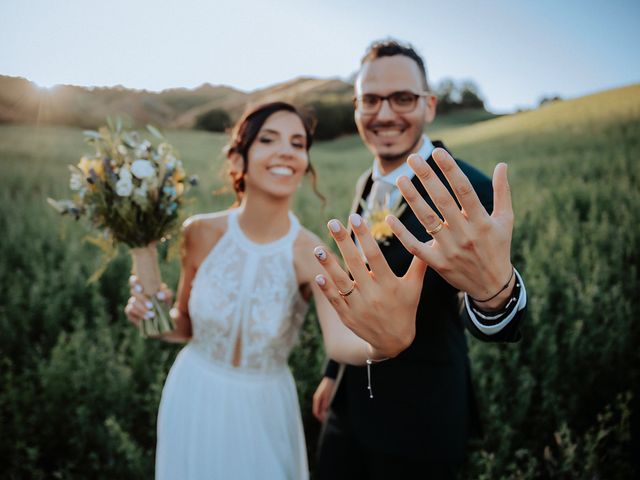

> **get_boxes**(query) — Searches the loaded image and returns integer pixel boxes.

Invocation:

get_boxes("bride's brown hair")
[224,102,325,207]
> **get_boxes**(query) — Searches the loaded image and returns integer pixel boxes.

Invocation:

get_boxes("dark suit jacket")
[324,141,525,462]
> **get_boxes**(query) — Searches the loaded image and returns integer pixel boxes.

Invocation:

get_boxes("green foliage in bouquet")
[48,117,197,251]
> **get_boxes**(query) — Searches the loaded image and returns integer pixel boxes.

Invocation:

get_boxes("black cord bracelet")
[470,267,515,304]
[471,280,521,324]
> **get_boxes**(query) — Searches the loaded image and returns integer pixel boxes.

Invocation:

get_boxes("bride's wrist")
[366,343,390,363]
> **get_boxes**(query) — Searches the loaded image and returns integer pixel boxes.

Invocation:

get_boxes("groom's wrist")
[467,271,523,323]
[471,273,517,311]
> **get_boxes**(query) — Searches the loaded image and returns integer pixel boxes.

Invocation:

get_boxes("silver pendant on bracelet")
[365,356,390,399]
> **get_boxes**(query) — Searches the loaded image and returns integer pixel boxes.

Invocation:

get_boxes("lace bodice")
[188,209,308,372]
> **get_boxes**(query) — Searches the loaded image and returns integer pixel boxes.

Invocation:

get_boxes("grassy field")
[1,84,639,478]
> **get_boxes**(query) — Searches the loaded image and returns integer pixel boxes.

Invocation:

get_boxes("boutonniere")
[359,195,407,246]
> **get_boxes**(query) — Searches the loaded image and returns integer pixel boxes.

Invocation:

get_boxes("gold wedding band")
[338,281,356,297]
[427,221,444,235]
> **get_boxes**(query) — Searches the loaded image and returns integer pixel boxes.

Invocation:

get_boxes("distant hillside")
[0,75,353,129]
[436,83,640,147]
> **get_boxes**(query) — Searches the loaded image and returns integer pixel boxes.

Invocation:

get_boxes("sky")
[1,0,638,113]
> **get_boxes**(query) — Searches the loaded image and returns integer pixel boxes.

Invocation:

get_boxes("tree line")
[195,78,489,139]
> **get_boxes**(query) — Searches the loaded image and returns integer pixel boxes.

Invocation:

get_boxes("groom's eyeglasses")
[353,90,433,114]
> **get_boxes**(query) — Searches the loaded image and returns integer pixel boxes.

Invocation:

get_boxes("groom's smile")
[369,122,409,145]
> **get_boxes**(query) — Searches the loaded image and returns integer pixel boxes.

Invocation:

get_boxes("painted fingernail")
[156,291,166,301]
[328,219,341,233]
[145,300,153,309]
[349,213,362,228]
[314,246,327,261]
[145,311,155,319]
[134,284,143,293]
[315,274,326,286]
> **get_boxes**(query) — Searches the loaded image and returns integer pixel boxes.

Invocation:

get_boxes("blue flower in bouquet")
[163,186,177,198]
[166,202,178,215]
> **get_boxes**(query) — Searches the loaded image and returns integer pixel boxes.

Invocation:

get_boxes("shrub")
[195,108,231,132]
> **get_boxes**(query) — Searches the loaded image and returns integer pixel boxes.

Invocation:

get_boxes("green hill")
[435,83,640,146]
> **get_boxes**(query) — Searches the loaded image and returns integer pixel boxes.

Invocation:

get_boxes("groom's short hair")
[360,39,430,90]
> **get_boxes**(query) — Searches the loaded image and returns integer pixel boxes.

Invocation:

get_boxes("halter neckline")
[228,208,300,253]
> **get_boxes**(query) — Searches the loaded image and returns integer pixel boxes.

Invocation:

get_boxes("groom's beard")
[377,135,424,165]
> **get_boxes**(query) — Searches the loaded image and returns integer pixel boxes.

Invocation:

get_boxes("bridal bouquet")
[48,118,196,336]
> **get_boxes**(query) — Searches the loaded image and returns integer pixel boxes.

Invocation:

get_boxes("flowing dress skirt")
[155,344,309,480]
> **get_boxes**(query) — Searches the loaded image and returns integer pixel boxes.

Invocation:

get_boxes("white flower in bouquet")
[119,167,132,181]
[116,167,133,196]
[135,140,152,158]
[131,159,155,179]
[70,172,83,191]
[116,177,134,197]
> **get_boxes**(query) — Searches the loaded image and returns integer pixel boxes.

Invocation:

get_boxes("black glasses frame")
[353,90,434,114]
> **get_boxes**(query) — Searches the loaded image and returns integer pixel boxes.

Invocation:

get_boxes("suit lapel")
[347,169,373,237]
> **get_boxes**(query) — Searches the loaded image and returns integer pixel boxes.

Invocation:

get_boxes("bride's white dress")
[156,209,309,479]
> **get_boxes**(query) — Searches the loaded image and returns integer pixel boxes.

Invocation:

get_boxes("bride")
[124,101,423,479]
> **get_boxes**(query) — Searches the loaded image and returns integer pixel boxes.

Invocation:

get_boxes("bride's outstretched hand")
[124,275,174,327]
[314,214,427,359]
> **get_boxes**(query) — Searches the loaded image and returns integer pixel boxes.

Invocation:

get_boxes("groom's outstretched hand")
[387,147,515,311]
[314,214,427,359]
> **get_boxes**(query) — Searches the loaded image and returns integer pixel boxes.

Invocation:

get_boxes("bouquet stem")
[130,244,174,337]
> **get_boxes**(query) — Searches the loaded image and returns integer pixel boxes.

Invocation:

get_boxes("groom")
[312,40,528,478]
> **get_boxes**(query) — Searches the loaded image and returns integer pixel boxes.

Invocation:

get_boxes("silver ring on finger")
[338,280,356,297]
